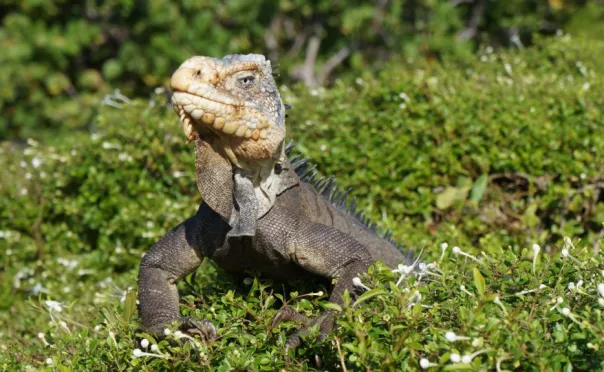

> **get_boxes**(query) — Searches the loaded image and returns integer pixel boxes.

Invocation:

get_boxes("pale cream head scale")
[170,54,286,168]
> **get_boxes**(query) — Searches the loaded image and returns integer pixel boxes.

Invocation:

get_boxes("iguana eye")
[237,75,255,89]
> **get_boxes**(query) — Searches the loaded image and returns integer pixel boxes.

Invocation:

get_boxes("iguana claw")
[272,308,335,352]
[180,317,217,341]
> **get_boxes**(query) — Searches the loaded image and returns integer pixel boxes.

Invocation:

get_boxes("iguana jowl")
[138,54,413,349]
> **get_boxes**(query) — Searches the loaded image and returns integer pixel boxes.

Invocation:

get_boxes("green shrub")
[287,33,604,253]
[0,35,602,370]
[0,0,596,139]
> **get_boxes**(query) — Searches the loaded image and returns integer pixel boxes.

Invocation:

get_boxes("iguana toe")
[271,307,312,328]
[273,308,335,352]
[180,317,217,341]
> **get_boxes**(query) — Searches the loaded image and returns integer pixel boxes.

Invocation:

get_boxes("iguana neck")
[195,138,297,230]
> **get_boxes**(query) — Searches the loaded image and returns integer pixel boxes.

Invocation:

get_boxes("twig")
[301,36,321,87]
[286,27,310,59]
[334,337,348,372]
[457,0,485,41]
[317,46,351,85]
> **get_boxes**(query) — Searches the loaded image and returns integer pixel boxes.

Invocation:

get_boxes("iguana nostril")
[170,67,192,92]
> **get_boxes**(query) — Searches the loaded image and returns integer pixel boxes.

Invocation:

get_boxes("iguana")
[138,54,414,351]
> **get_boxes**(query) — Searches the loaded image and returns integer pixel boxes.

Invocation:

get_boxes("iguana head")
[170,54,285,169]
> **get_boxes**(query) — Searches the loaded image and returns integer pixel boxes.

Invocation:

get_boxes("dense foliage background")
[0,1,603,370]
[1,0,603,140]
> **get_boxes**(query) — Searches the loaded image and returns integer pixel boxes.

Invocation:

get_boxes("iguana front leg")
[138,215,216,340]
[273,221,373,350]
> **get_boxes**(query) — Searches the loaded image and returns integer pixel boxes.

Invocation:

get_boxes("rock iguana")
[138,54,414,350]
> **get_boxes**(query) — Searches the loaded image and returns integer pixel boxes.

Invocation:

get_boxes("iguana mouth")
[172,91,269,142]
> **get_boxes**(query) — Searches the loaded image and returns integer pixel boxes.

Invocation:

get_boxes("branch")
[317,46,351,85]
[456,0,485,41]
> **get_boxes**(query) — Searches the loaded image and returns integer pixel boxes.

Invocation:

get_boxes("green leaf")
[436,187,460,209]
[352,289,388,307]
[443,364,474,371]
[473,267,486,296]
[323,302,343,312]
[100,307,118,327]
[470,174,488,202]
[123,289,137,321]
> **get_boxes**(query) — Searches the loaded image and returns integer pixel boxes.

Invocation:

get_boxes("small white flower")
[568,282,576,291]
[163,328,171,336]
[460,285,474,296]
[561,307,570,316]
[31,157,42,168]
[45,358,53,365]
[494,296,508,315]
[45,300,63,313]
[439,242,448,262]
[451,246,481,263]
[140,338,149,349]
[504,63,512,76]
[151,344,159,352]
[133,348,143,357]
[461,350,488,364]
[560,248,581,264]
[450,353,461,363]
[352,277,371,291]
[94,325,102,332]
[38,332,45,339]
[243,277,253,285]
[597,283,604,298]
[445,331,470,342]
[420,358,437,369]
[532,244,540,253]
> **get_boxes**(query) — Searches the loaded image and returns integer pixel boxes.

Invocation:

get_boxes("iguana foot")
[272,308,335,352]
[144,317,217,342]
[179,317,217,341]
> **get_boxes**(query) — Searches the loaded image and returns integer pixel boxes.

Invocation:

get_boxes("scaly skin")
[138,54,413,352]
